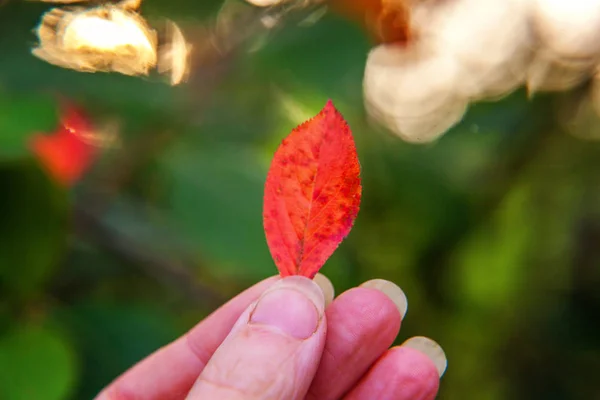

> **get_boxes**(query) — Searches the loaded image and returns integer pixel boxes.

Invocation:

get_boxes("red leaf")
[30,101,98,186]
[263,100,362,278]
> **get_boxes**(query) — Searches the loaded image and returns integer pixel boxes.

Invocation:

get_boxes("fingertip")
[249,276,324,340]
[359,279,408,319]
[344,345,440,400]
[313,273,335,307]
[401,336,447,378]
[269,275,326,315]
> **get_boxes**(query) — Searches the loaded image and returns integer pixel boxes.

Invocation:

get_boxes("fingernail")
[249,276,324,340]
[360,279,408,319]
[402,336,447,377]
[313,273,335,307]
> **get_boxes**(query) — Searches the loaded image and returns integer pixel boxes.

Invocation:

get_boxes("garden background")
[0,0,599,399]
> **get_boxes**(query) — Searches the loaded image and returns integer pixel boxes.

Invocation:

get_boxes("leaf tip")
[323,98,336,113]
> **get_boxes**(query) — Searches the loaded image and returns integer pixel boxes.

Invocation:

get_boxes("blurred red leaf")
[263,100,362,278]
[30,101,98,186]
[330,0,412,45]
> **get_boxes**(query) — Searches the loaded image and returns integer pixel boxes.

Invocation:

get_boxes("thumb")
[185,276,326,400]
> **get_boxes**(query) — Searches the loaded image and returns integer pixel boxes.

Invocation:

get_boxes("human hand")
[95,274,447,400]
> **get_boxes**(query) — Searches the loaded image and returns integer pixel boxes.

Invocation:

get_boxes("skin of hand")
[95,274,447,400]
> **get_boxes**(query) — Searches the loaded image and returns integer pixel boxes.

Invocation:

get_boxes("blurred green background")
[1,0,599,399]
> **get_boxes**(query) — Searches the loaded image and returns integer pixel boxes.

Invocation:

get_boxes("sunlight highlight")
[62,13,155,54]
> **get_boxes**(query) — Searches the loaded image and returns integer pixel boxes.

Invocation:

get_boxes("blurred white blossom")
[418,0,532,101]
[527,0,600,93]
[363,0,600,144]
[364,44,468,143]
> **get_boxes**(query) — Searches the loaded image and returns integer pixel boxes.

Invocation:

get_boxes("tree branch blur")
[72,201,226,308]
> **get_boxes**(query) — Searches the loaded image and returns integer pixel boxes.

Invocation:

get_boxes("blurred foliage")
[0,324,76,400]
[0,0,599,399]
